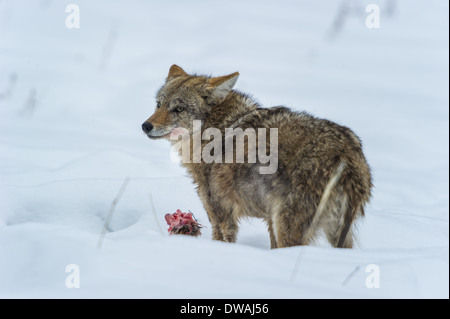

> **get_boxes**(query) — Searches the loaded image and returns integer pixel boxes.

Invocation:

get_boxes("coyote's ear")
[206,72,239,105]
[167,64,188,81]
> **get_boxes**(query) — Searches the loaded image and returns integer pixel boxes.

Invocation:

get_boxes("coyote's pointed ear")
[167,64,188,81]
[206,72,239,105]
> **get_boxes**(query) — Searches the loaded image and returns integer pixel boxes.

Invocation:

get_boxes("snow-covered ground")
[0,0,448,298]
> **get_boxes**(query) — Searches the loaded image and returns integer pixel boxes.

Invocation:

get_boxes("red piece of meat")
[164,209,202,236]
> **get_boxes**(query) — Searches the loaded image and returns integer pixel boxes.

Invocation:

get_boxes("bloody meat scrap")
[164,209,202,236]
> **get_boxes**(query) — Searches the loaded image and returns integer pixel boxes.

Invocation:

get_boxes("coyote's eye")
[174,106,185,113]
[156,101,161,109]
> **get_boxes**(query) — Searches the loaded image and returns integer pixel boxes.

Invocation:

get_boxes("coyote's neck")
[204,91,260,130]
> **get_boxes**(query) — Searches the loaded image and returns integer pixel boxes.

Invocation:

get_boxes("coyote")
[142,65,372,248]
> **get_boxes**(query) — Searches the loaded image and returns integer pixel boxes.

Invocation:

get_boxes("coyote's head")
[142,64,239,140]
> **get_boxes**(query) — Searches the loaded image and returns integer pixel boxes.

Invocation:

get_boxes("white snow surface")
[0,0,448,298]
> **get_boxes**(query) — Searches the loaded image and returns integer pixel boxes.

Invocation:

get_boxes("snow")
[0,0,448,299]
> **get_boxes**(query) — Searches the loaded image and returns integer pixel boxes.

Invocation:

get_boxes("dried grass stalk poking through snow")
[148,193,164,235]
[97,176,130,249]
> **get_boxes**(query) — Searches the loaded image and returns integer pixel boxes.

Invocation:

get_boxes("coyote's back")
[142,65,372,248]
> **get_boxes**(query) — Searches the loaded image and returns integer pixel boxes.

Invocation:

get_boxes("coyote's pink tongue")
[170,127,189,138]
[164,209,202,236]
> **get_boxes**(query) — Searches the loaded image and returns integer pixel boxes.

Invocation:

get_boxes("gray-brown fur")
[142,65,373,248]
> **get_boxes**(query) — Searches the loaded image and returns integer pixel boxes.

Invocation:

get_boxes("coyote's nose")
[142,122,153,134]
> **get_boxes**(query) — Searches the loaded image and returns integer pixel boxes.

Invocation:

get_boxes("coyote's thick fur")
[142,65,372,248]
